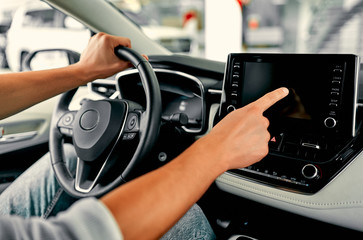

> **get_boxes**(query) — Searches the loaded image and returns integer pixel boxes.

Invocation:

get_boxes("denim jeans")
[0,144,215,239]
[0,144,78,218]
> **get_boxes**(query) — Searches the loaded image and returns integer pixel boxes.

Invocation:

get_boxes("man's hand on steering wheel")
[76,32,133,80]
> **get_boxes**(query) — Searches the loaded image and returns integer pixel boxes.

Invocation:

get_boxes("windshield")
[106,0,363,61]
[0,0,362,74]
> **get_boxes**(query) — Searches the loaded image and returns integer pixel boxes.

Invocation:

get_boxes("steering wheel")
[49,46,161,198]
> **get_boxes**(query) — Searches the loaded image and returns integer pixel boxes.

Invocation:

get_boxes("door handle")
[0,131,38,144]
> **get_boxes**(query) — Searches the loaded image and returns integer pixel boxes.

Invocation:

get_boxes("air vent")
[88,80,118,98]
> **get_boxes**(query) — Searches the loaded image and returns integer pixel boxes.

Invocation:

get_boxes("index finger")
[253,87,289,112]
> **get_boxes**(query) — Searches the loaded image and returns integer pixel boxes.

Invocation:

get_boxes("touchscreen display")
[220,53,359,137]
[241,61,332,122]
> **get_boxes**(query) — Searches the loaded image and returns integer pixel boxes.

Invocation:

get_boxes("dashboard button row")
[227,61,241,112]
[269,133,329,162]
[241,166,309,187]
[324,63,344,128]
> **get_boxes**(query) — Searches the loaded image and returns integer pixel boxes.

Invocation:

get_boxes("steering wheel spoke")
[121,111,141,141]
[74,157,109,193]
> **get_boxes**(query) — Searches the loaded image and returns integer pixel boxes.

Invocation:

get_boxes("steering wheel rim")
[49,46,161,198]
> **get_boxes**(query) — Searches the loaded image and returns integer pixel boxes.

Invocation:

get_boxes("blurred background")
[0,0,363,73]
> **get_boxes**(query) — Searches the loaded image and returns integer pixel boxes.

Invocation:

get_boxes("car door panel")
[0,96,59,192]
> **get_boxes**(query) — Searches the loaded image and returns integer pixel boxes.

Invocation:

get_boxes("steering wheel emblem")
[80,110,99,131]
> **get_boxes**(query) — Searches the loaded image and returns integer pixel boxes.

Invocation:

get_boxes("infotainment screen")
[241,61,327,121]
[219,53,360,138]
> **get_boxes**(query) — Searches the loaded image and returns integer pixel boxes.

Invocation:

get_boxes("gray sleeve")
[0,198,123,240]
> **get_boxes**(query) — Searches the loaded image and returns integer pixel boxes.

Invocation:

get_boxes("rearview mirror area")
[22,49,80,71]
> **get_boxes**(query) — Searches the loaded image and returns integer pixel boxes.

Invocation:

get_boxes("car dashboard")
[87,55,224,169]
[214,53,363,236]
[116,69,206,134]
[87,54,363,237]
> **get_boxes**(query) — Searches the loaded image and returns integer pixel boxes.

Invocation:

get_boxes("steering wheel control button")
[80,110,99,131]
[60,128,73,137]
[126,114,138,131]
[302,164,319,180]
[62,113,74,126]
[122,132,136,140]
[124,112,139,132]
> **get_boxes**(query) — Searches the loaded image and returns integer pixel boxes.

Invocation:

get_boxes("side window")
[2,0,90,73]
[0,0,90,163]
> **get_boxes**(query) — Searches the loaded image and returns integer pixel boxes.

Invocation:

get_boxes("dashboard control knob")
[227,105,236,113]
[302,164,319,180]
[324,117,337,128]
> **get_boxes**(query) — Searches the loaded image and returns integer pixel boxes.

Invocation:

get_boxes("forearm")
[0,63,89,120]
[101,137,227,240]
[0,33,133,120]
[101,88,289,239]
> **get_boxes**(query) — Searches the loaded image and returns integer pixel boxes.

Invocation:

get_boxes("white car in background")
[6,1,196,72]
[6,1,90,72]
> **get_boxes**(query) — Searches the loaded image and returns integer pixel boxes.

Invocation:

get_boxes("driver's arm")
[101,87,289,240]
[0,88,288,240]
[0,33,133,120]
[0,31,288,239]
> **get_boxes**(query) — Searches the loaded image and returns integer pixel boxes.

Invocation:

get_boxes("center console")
[218,53,361,194]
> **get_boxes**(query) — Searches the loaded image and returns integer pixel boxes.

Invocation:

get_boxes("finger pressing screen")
[253,87,289,113]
